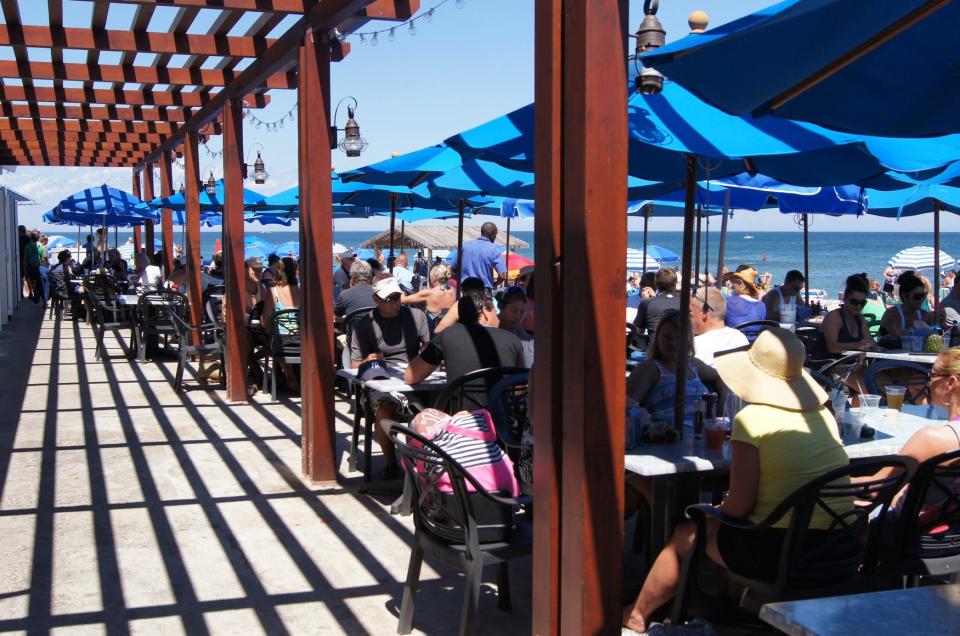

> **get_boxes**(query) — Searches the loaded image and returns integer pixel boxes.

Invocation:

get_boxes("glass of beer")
[885,385,907,411]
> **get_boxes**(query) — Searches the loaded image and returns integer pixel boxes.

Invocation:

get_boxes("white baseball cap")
[372,277,403,299]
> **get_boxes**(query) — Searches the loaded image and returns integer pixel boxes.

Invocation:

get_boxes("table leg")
[348,381,360,472]
[648,476,674,569]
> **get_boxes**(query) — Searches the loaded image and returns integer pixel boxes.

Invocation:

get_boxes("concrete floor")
[0,301,532,635]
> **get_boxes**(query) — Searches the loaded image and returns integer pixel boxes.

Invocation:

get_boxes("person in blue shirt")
[458,222,505,290]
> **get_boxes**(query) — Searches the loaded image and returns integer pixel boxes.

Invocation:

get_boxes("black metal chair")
[864,359,931,406]
[434,367,529,414]
[92,296,134,361]
[390,425,532,636]
[47,265,74,319]
[733,319,779,343]
[339,308,375,473]
[134,290,187,363]
[167,308,224,393]
[488,373,532,496]
[671,457,916,624]
[263,308,301,400]
[882,449,960,587]
[809,353,865,390]
[83,272,119,325]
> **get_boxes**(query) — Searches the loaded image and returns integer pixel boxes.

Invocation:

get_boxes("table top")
[117,294,141,305]
[337,364,446,393]
[624,404,945,478]
[760,583,960,636]
[842,349,939,364]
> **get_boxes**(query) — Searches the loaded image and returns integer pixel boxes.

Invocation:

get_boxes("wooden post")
[222,98,250,403]
[533,0,628,632]
[159,152,175,278]
[183,131,203,333]
[131,171,143,253]
[716,190,730,288]
[802,214,810,305]
[298,27,337,483]
[144,163,156,258]
[673,155,698,436]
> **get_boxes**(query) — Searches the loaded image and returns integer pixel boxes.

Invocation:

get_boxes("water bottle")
[693,399,706,439]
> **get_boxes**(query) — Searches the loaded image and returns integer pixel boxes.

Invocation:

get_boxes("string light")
[337,0,454,45]
[243,102,298,132]
[456,0,465,8]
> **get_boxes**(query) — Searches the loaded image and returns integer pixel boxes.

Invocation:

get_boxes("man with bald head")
[458,221,505,290]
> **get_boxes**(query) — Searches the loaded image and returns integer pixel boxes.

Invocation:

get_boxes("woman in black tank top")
[820,281,878,355]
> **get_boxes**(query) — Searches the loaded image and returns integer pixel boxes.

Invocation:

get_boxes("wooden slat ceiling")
[0,0,418,167]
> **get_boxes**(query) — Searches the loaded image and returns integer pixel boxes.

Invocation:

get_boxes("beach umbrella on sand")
[45,235,74,249]
[888,247,955,273]
[275,241,300,258]
[504,253,534,280]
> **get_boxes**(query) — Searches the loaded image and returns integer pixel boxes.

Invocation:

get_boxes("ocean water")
[97,229,958,299]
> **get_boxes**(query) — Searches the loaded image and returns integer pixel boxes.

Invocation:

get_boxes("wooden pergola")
[7,1,632,632]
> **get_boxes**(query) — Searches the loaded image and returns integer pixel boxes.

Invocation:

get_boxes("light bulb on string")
[424,8,434,23]
[409,20,417,36]
[359,33,366,46]
[456,0,465,8]
[279,119,284,129]
[388,27,396,42]
[371,32,379,46]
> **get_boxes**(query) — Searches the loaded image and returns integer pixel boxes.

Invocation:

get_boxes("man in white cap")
[334,249,356,294]
[350,275,431,479]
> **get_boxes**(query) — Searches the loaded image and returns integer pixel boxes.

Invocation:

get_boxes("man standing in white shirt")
[691,286,748,367]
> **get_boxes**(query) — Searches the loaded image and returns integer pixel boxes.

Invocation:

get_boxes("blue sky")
[4,0,953,234]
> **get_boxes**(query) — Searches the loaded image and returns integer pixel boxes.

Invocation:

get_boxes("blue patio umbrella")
[274,240,300,257]
[244,243,275,260]
[148,179,266,212]
[641,0,960,137]
[51,185,157,226]
[45,235,74,249]
[338,145,463,186]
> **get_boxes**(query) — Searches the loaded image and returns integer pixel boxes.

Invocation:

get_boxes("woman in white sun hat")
[623,328,849,634]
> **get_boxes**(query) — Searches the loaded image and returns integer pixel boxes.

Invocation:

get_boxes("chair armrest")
[685,503,761,530]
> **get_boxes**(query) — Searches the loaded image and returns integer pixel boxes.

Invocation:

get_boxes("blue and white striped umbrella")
[888,246,955,272]
[626,246,680,272]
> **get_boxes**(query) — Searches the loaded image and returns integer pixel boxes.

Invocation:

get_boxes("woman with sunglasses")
[820,275,881,354]
[880,270,934,337]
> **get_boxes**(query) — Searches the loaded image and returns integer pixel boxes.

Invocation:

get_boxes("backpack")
[411,408,519,497]
[25,243,41,268]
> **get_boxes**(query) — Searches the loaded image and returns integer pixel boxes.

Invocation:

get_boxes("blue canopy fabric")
[49,185,157,226]
[381,208,464,222]
[148,179,266,212]
[445,84,960,187]
[274,240,300,257]
[641,0,960,138]
[45,235,74,249]
[338,145,463,186]
[865,186,960,219]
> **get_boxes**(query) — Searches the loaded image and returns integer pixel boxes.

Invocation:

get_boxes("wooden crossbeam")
[0,24,276,58]
[94,0,313,13]
[0,60,298,90]
[0,85,270,109]
[6,138,157,152]
[0,103,194,123]
[0,129,169,145]
[0,117,182,135]
[0,151,140,168]
[3,147,150,161]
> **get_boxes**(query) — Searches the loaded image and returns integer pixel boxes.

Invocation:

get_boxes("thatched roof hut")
[360,225,529,251]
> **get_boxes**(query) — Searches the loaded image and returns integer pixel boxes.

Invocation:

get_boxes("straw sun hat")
[714,327,827,411]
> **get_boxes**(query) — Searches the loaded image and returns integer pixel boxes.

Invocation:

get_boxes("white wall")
[0,190,20,329]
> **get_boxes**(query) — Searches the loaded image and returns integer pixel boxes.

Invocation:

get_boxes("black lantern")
[252,151,266,184]
[204,171,217,196]
[635,0,666,94]
[330,97,368,158]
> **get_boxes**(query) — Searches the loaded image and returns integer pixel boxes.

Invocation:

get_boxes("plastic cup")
[908,335,924,353]
[860,393,881,419]
[704,417,728,450]
[885,385,907,411]
[842,409,865,442]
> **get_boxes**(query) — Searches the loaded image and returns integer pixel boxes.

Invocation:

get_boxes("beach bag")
[412,408,519,497]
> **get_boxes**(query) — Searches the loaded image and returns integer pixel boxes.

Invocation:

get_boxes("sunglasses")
[910,292,926,301]
[846,298,866,307]
[379,294,402,303]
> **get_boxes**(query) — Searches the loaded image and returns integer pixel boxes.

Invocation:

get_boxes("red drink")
[705,426,725,450]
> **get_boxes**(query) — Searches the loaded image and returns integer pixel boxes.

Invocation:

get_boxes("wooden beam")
[0,103,195,123]
[0,24,277,57]
[299,27,337,483]
[0,156,139,167]
[96,0,313,13]
[0,117,181,135]
[183,131,204,333]
[222,98,250,403]
[533,0,628,633]
[159,152,175,277]
[0,60,298,90]
[0,145,149,162]
[138,0,376,169]
[0,130,165,146]
[0,84,270,109]
[144,163,156,258]
[1,137,156,152]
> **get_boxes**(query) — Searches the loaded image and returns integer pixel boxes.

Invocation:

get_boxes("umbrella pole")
[388,193,397,274]
[456,199,465,297]
[935,201,941,320]
[400,220,405,256]
[505,217,511,284]
[642,204,650,274]
[803,214,810,305]
[674,155,697,438]
[704,211,710,281]
[716,191,730,288]
[694,205,702,290]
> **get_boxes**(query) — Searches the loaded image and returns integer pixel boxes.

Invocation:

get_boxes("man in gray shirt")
[334,260,376,317]
[941,275,960,327]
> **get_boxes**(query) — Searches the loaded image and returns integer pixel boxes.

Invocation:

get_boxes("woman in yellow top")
[623,328,849,634]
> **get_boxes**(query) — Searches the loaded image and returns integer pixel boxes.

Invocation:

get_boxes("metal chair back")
[434,366,529,414]
[864,359,931,406]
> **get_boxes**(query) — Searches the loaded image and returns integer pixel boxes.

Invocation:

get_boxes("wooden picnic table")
[625,405,945,565]
[760,583,960,636]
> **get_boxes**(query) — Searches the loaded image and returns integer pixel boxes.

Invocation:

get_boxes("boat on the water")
[743,235,755,239]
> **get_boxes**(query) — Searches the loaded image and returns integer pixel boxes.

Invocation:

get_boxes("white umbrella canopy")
[888,246,955,272]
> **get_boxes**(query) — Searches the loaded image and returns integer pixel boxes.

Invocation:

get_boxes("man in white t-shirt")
[691,286,748,367]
